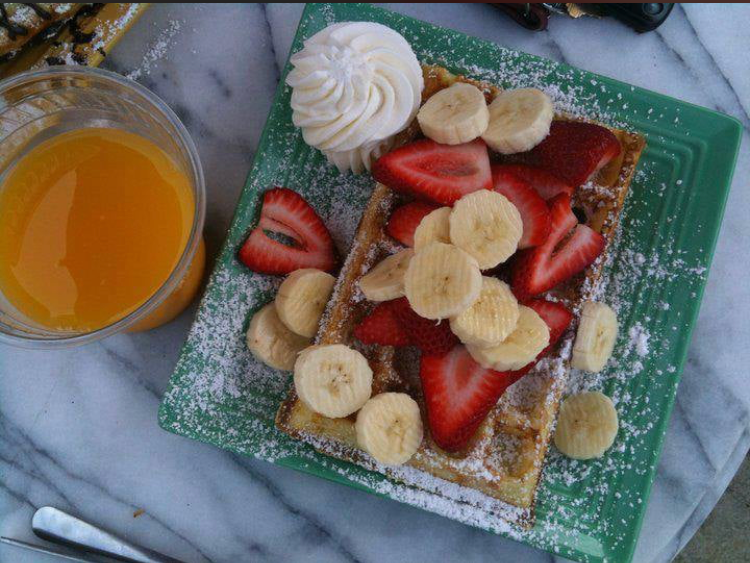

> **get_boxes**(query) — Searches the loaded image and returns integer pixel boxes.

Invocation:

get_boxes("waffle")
[0,4,80,61]
[276,65,646,527]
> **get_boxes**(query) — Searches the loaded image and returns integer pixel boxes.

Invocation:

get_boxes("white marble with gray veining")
[1,4,749,562]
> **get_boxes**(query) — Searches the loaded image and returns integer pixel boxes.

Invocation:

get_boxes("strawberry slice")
[525,298,574,347]
[392,297,458,355]
[386,201,440,247]
[492,163,573,200]
[523,121,621,187]
[354,300,413,347]
[491,165,550,248]
[354,298,456,354]
[511,194,605,301]
[372,139,492,206]
[420,345,517,452]
[238,188,337,275]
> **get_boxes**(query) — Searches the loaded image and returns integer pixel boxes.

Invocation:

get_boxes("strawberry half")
[393,297,458,355]
[239,188,337,275]
[386,201,440,247]
[511,194,605,301]
[372,138,492,206]
[523,121,621,187]
[492,163,574,200]
[354,300,413,347]
[420,345,517,452]
[491,164,550,248]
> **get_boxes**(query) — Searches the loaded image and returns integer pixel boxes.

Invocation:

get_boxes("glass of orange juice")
[0,67,206,348]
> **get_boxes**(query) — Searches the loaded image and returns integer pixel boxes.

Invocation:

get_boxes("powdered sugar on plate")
[627,324,651,358]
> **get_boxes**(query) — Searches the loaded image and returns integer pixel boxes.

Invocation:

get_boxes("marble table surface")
[1,4,749,562]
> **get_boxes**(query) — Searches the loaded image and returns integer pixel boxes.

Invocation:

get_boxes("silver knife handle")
[32,506,186,563]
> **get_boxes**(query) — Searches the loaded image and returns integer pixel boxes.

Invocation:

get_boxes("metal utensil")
[31,506,186,563]
[1,536,100,562]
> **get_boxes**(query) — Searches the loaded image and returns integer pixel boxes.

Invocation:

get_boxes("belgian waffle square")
[276,65,646,528]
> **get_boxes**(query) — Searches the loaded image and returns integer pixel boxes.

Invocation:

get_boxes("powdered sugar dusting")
[628,324,651,357]
[91,4,143,53]
[127,19,182,81]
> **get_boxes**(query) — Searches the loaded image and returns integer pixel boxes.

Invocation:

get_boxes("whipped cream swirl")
[286,22,423,172]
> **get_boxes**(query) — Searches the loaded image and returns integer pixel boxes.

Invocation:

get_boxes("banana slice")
[294,344,373,418]
[449,190,523,269]
[571,302,619,372]
[404,242,482,320]
[467,305,549,371]
[359,249,414,302]
[246,303,311,371]
[417,82,490,145]
[481,88,554,154]
[276,268,336,338]
[414,207,451,252]
[356,392,423,465]
[450,277,520,347]
[554,391,619,460]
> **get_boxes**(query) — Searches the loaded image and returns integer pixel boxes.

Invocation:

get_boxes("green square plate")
[159,4,742,562]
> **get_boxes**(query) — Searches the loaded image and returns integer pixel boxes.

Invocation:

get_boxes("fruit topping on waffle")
[514,120,622,187]
[385,201,440,247]
[373,138,492,205]
[511,193,605,301]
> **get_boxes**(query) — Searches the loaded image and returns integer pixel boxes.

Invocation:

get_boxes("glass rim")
[0,66,206,350]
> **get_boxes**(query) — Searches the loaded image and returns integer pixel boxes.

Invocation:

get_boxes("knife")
[1,536,100,562]
[31,506,187,563]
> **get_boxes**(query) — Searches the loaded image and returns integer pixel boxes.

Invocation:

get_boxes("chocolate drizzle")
[0,3,105,65]
[0,4,30,40]
[45,4,102,65]
[68,3,98,44]
[23,3,52,20]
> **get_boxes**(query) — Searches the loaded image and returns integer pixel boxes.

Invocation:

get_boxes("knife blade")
[1,536,101,563]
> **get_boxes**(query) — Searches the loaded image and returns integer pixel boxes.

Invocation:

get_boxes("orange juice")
[0,127,195,332]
